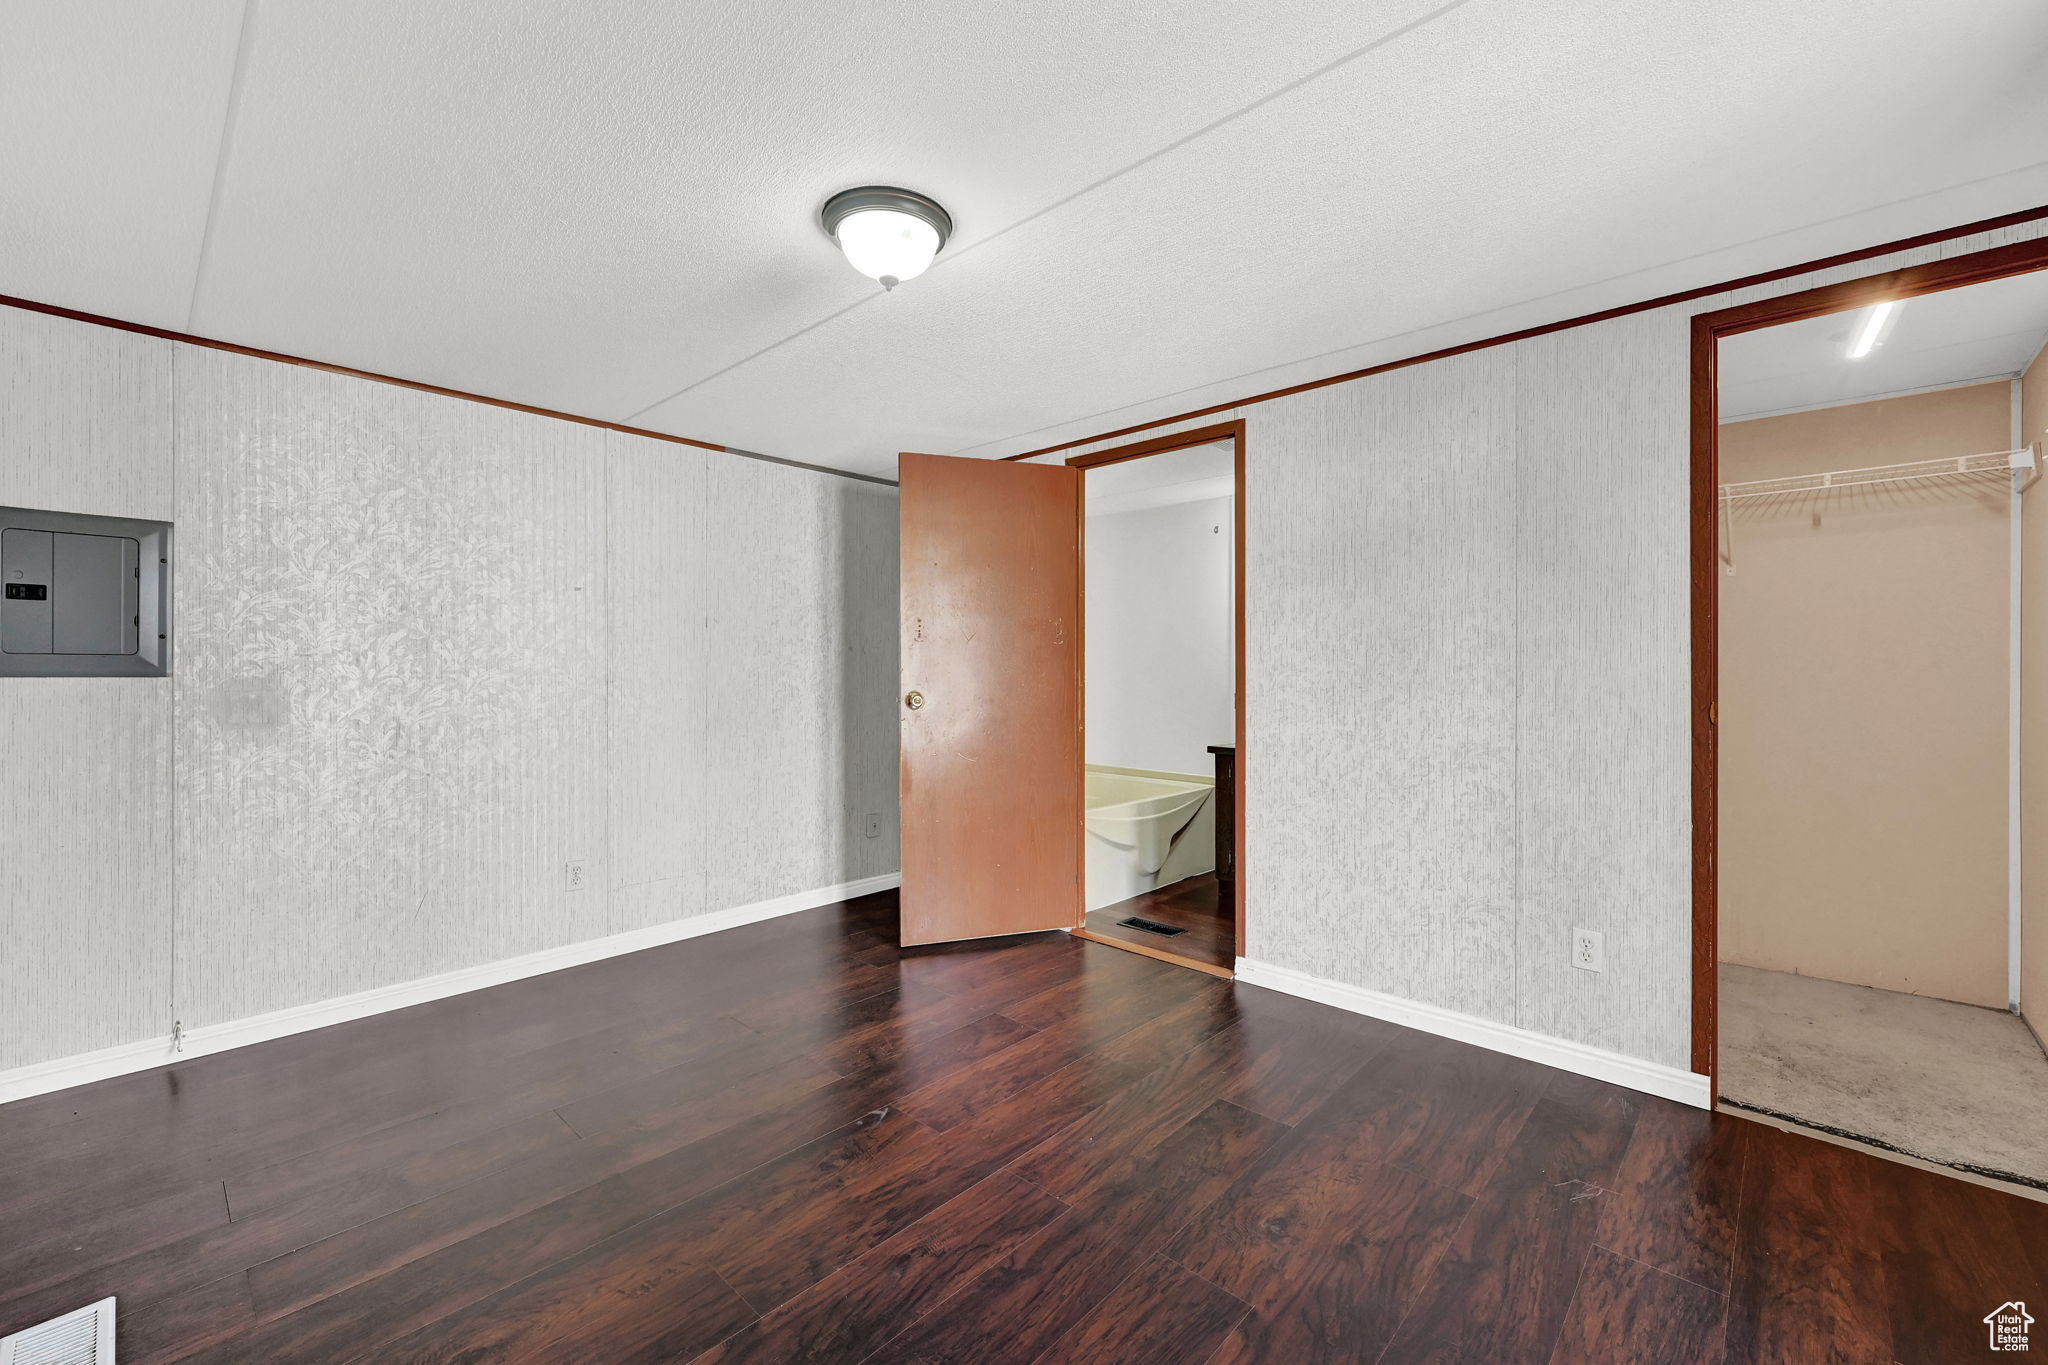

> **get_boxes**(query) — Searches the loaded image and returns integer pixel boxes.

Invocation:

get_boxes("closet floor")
[1719,963,2048,1192]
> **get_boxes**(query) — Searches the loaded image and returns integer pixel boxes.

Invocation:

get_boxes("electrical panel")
[0,506,171,678]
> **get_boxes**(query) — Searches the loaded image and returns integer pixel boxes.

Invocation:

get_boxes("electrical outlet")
[564,860,588,892]
[864,813,884,839]
[1571,928,1605,973]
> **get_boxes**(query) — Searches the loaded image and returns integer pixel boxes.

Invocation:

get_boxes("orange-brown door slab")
[899,452,1083,947]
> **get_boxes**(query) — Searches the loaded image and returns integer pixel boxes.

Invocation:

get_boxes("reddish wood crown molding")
[1003,202,2048,463]
[0,289,898,488]
[1062,421,1244,469]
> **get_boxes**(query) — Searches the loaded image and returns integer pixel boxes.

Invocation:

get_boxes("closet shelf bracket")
[2014,441,2040,494]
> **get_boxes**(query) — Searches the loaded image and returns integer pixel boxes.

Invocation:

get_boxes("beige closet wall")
[2023,344,2048,1032]
[1718,383,2012,1006]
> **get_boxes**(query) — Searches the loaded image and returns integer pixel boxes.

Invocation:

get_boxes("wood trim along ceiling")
[0,290,898,488]
[1001,202,2048,464]
[1067,419,1247,974]
[1687,230,2048,1090]
[1065,421,1244,469]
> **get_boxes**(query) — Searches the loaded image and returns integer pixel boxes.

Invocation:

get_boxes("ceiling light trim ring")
[819,186,953,250]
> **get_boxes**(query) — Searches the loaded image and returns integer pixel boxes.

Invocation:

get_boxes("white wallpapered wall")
[10,217,2047,1078]
[0,318,900,1071]
[1037,216,2048,1072]
[703,452,903,909]
[1,310,177,1071]
[1253,348,1522,1022]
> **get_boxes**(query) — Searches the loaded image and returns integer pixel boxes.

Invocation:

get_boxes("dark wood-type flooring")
[2,890,2043,1363]
[1079,872,1234,973]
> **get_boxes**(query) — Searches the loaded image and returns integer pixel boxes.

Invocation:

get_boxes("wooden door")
[898,452,1082,946]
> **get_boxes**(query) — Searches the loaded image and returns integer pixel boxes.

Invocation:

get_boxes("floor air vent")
[1117,916,1188,938]
[0,1297,115,1365]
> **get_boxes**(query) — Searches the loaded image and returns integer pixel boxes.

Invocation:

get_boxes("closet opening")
[1696,250,2048,1194]
[1065,423,1244,977]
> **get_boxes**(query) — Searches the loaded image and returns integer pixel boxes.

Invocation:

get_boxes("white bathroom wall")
[1084,494,1234,776]
[1026,216,2048,1076]
[0,305,900,1073]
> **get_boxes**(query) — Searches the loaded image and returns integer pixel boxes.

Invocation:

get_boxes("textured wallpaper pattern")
[606,430,712,934]
[3,318,899,1069]
[0,311,175,1069]
[1512,311,1692,1062]
[704,458,902,910]
[173,349,613,1024]
[1252,350,1521,1023]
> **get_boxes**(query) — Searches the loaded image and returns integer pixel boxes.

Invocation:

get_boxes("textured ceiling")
[6,0,2048,478]
[1720,267,2048,420]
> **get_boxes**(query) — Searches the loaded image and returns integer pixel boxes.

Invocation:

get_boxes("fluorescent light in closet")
[1846,300,1896,358]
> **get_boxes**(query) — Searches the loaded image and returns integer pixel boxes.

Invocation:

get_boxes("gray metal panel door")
[51,533,140,655]
[1,528,54,654]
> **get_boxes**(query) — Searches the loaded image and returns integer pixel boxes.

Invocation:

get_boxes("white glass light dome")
[834,209,941,287]
[821,187,953,291]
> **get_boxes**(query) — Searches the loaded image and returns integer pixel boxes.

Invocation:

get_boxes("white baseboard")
[0,871,901,1108]
[1233,957,1710,1109]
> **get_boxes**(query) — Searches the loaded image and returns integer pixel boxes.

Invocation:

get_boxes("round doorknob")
[904,690,925,710]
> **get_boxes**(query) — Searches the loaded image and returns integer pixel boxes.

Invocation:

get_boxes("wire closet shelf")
[1717,443,2038,574]
[1718,445,2039,503]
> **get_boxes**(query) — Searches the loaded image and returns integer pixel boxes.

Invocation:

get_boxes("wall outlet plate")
[564,860,588,892]
[864,813,883,839]
[1571,927,1605,973]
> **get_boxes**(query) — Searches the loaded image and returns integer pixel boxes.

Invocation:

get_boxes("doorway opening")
[1064,423,1244,977]
[1696,245,2048,1193]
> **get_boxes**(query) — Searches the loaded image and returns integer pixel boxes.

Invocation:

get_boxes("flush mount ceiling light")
[821,186,952,291]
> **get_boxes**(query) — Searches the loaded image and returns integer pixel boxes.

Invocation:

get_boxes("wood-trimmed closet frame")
[1688,232,2048,1093]
[1062,421,1247,976]
[1004,203,2048,1099]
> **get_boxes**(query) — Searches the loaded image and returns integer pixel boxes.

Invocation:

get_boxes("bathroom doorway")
[1065,422,1244,976]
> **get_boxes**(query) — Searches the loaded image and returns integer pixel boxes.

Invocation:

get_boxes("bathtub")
[1084,767,1217,912]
